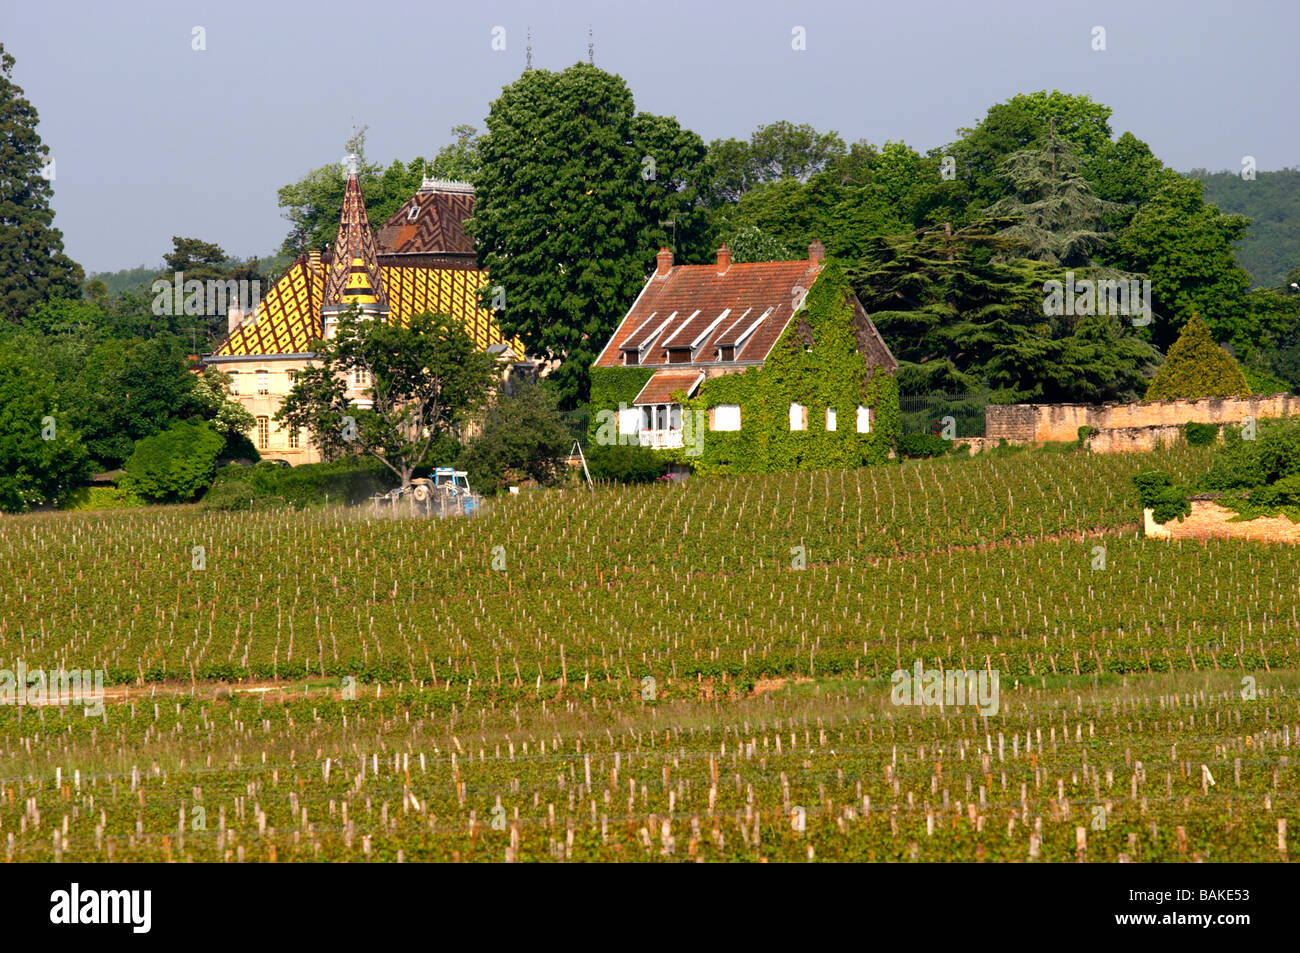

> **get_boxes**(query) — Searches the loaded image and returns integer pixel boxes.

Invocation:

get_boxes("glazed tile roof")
[211,260,524,360]
[376,180,476,258]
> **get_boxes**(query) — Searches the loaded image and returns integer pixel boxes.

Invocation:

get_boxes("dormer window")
[407,205,420,221]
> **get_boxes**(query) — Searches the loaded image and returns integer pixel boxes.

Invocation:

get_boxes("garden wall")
[1143,502,1300,544]
[987,393,1299,452]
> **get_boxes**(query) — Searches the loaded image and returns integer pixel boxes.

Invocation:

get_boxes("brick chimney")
[308,249,322,274]
[809,240,825,266]
[716,243,731,273]
[656,246,673,276]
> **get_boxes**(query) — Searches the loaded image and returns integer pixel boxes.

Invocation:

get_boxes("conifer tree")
[985,129,1128,267]
[0,44,84,319]
[1146,313,1250,400]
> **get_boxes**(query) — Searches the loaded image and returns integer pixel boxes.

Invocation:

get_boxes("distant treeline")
[1189,168,1300,289]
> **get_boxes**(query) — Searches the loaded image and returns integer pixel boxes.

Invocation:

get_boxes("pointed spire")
[323,170,387,308]
[588,25,594,65]
[525,27,532,71]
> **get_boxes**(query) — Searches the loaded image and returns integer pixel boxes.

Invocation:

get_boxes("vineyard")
[2,444,1298,862]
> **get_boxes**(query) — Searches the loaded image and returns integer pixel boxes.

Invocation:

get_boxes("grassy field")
[2,443,1298,862]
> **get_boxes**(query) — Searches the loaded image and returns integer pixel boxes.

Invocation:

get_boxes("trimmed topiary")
[1146,314,1249,401]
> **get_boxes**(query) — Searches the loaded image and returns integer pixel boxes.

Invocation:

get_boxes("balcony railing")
[639,428,683,449]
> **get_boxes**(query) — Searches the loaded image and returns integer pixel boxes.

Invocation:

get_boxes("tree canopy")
[0,43,84,321]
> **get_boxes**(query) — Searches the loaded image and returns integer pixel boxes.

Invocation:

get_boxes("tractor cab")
[432,468,479,514]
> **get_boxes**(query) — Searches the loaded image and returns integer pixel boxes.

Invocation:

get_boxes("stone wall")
[1143,502,1300,544]
[986,393,1298,452]
[1085,425,1183,454]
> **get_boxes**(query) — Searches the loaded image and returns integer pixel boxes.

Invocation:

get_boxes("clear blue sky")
[4,0,1297,273]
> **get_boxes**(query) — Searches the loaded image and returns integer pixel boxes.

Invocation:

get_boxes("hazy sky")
[4,0,1297,273]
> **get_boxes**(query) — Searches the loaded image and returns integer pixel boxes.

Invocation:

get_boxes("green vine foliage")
[589,263,899,473]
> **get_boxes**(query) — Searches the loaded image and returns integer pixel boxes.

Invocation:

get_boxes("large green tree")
[702,121,847,204]
[850,220,1154,402]
[944,91,1113,220]
[0,338,91,512]
[985,131,1128,267]
[0,44,84,321]
[459,378,572,494]
[1112,174,1257,350]
[470,63,709,405]
[276,309,495,490]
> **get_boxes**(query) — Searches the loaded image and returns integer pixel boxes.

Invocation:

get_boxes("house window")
[712,404,741,431]
[789,403,806,431]
[228,372,239,396]
[857,406,871,434]
[256,416,270,449]
[256,370,269,395]
[288,427,300,449]
[826,408,837,431]
[354,366,371,388]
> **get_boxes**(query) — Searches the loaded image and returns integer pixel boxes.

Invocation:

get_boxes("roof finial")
[588,25,594,65]
[525,27,532,71]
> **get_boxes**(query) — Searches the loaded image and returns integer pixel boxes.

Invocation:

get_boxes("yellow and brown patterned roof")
[325,173,387,308]
[211,257,523,359]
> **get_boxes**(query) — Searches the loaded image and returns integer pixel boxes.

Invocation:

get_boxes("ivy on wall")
[589,262,899,473]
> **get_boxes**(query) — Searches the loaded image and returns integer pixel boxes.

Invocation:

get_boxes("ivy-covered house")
[590,242,899,474]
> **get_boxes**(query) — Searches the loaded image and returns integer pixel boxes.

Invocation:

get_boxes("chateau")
[203,167,526,464]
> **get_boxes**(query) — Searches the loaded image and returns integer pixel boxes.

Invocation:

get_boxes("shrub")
[898,434,954,459]
[585,443,669,484]
[1241,365,1292,397]
[121,420,224,503]
[61,485,143,511]
[202,457,398,511]
[1183,422,1218,446]
[1132,468,1191,524]
[459,380,572,495]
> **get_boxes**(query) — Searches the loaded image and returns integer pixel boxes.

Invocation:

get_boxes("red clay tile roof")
[594,258,822,368]
[633,370,705,405]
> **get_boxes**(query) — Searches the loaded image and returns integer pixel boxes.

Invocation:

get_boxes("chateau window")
[228,372,240,396]
[789,403,807,431]
[618,408,639,437]
[256,370,269,395]
[288,427,300,449]
[712,404,741,432]
[256,416,270,449]
[857,406,871,434]
[826,408,837,432]
[407,205,420,221]
[354,366,371,388]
